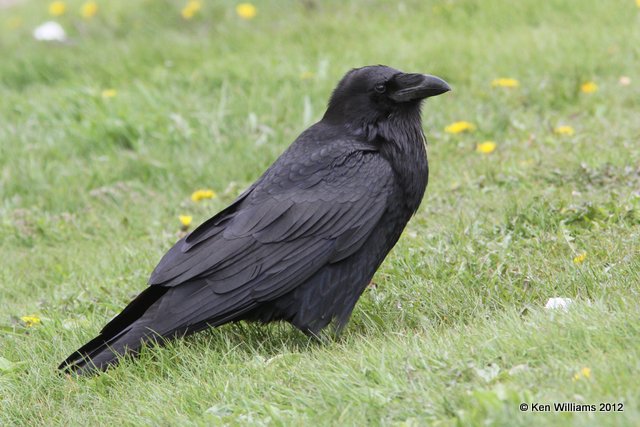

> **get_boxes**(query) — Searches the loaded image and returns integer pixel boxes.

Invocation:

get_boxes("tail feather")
[59,286,169,374]
[59,283,256,374]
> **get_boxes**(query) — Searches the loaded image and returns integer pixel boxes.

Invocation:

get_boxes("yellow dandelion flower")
[191,189,217,202]
[81,2,98,19]
[573,253,587,265]
[637,0,640,8]
[491,78,519,88]
[573,367,591,381]
[580,81,598,94]
[181,1,202,19]
[445,121,476,134]
[21,315,41,327]
[181,7,195,19]
[179,215,193,227]
[182,7,195,19]
[300,71,315,80]
[554,125,575,136]
[101,89,117,98]
[236,3,257,20]
[476,141,497,154]
[49,1,66,16]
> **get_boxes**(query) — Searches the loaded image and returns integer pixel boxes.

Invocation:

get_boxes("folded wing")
[149,140,395,311]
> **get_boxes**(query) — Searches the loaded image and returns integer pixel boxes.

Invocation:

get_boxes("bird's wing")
[148,138,395,304]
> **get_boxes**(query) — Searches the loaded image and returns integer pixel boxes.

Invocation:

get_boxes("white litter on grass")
[474,363,500,383]
[33,21,66,42]
[545,297,573,311]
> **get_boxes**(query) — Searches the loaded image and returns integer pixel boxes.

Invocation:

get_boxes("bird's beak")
[389,73,451,102]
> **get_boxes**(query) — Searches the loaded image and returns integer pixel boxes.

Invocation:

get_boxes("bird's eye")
[374,83,386,94]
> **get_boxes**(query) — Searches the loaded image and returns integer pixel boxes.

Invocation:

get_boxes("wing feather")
[148,137,395,316]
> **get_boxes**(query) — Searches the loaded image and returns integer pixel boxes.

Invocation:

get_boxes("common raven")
[60,65,450,374]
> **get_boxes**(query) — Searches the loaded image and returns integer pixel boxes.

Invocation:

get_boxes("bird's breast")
[381,136,429,214]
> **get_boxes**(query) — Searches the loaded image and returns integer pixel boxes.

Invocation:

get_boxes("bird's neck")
[376,113,429,214]
[324,110,429,213]
[336,110,428,214]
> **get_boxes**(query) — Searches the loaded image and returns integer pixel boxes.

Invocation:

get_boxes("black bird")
[60,65,450,374]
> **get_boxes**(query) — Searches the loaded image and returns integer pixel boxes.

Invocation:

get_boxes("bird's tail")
[59,286,170,375]
[59,281,256,374]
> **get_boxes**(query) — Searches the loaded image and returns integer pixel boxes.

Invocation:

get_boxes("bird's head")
[322,65,450,134]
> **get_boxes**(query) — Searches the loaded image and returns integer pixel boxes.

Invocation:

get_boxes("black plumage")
[59,65,450,374]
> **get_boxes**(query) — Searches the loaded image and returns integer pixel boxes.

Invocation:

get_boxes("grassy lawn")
[1,0,639,425]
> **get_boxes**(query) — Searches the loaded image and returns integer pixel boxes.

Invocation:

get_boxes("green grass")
[1,0,640,425]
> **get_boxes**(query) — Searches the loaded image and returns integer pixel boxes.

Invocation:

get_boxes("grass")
[1,0,639,425]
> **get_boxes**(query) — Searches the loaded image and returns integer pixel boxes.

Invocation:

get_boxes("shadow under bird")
[60,65,451,374]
